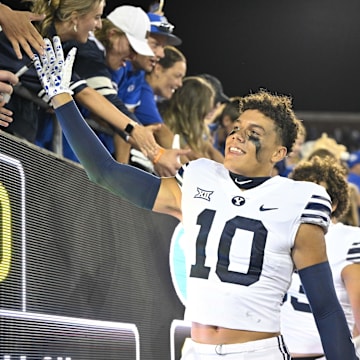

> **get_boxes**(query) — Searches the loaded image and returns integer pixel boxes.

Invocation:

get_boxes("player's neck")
[229,172,271,190]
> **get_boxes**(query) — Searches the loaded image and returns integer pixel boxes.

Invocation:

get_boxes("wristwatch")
[124,122,136,135]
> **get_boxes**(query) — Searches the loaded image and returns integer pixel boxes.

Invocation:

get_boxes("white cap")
[107,6,154,57]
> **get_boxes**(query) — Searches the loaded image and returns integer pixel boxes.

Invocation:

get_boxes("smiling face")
[73,1,105,43]
[106,32,135,70]
[132,34,168,72]
[224,109,287,177]
[152,60,186,99]
[54,1,105,43]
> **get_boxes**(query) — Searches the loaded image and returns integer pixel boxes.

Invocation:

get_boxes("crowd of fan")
[3,0,359,220]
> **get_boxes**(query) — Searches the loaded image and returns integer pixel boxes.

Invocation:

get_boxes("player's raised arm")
[33,37,182,219]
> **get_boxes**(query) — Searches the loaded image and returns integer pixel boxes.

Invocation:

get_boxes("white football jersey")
[281,222,360,353]
[175,158,331,332]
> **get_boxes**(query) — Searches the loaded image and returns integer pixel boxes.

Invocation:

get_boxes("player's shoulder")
[186,158,224,175]
[175,158,224,187]
[270,177,331,230]
[283,177,329,197]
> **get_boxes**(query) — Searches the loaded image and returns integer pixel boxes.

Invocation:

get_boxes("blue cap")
[347,150,360,168]
[147,13,182,46]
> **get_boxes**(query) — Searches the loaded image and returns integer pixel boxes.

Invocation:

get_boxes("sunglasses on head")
[151,21,174,34]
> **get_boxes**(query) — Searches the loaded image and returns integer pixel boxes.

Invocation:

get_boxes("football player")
[33,37,359,360]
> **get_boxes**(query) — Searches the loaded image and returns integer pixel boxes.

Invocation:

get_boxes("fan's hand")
[33,36,76,100]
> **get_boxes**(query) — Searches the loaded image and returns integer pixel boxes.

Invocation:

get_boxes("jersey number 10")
[189,209,268,286]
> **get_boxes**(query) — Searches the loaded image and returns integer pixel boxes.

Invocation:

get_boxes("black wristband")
[124,123,136,135]
[108,124,130,142]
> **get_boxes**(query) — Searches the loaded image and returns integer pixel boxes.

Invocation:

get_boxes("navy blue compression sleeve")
[299,261,358,360]
[54,100,161,210]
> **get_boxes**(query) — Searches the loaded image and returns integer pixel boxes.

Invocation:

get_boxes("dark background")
[104,0,360,113]
[4,0,360,112]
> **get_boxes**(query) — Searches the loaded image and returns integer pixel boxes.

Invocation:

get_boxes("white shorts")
[181,336,290,360]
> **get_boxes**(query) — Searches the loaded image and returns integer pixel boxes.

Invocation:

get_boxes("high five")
[33,37,358,360]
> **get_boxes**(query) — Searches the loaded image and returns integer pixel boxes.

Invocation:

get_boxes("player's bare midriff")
[191,322,280,344]
[291,353,324,358]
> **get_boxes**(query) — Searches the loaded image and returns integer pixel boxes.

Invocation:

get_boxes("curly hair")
[290,155,350,219]
[239,89,298,153]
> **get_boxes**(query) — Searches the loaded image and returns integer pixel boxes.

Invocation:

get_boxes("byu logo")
[232,196,246,206]
[194,188,213,201]
[127,84,135,92]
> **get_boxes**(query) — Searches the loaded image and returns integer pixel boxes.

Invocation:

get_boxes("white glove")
[130,148,155,173]
[33,36,77,100]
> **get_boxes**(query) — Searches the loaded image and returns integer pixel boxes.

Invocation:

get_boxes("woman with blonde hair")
[160,76,224,163]
[31,0,103,43]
